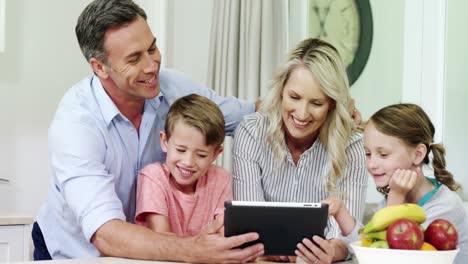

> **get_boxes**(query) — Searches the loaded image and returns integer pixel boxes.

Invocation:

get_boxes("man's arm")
[92,219,264,263]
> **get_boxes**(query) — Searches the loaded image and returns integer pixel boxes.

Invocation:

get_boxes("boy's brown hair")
[164,94,225,148]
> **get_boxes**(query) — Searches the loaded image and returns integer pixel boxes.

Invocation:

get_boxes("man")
[32,0,263,262]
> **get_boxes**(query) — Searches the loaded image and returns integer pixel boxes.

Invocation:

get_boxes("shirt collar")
[92,75,164,125]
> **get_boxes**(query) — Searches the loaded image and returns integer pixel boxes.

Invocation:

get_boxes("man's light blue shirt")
[36,69,254,258]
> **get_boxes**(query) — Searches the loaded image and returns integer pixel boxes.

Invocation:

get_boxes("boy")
[135,94,231,235]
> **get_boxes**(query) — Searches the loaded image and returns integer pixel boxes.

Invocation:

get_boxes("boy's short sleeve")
[135,163,170,226]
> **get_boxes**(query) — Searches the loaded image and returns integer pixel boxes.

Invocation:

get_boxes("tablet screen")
[224,201,329,256]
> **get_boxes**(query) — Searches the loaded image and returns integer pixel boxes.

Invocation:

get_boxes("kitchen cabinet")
[0,216,33,262]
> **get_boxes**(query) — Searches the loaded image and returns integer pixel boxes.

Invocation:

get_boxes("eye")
[365,152,371,157]
[148,46,157,54]
[197,154,208,158]
[289,94,299,100]
[128,56,140,64]
[176,148,186,153]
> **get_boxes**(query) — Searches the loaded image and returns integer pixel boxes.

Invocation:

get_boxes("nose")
[182,152,195,167]
[296,102,309,119]
[142,49,161,74]
[366,155,378,170]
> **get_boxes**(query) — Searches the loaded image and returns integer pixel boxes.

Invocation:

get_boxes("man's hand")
[189,217,264,263]
[347,98,362,130]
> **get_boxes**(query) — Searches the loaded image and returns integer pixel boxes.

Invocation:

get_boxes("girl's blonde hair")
[369,103,460,191]
[260,38,353,193]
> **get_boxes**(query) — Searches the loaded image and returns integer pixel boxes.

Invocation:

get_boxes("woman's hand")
[295,236,335,264]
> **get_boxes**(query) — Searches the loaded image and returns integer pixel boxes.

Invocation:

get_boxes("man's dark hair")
[75,0,147,63]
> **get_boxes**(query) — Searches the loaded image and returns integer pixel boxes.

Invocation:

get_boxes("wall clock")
[308,0,373,86]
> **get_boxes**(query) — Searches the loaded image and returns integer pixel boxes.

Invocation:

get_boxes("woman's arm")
[232,115,266,201]
[339,135,369,224]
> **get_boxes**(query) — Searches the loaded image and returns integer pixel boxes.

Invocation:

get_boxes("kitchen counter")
[8,257,357,264]
[0,215,34,226]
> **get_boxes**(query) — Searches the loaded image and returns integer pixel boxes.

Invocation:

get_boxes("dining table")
[9,256,358,264]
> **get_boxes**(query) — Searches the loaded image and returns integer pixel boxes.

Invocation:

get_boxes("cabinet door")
[0,225,25,262]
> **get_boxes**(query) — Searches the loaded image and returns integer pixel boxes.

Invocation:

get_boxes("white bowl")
[350,241,459,264]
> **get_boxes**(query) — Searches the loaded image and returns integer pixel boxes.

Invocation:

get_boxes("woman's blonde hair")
[369,103,460,191]
[260,38,353,193]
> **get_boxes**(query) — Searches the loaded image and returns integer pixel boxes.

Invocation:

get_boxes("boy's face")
[363,122,417,188]
[160,120,223,195]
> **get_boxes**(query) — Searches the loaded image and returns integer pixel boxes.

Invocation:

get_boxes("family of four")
[32,0,467,263]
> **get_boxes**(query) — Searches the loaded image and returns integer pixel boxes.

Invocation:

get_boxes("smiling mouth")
[178,166,195,178]
[143,76,155,84]
[292,116,310,126]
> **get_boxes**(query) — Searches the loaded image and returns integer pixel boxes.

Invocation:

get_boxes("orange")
[420,242,437,251]
[361,237,373,247]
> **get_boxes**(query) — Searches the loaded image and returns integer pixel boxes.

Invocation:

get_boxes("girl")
[321,103,467,264]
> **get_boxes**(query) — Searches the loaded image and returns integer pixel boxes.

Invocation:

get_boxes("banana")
[363,203,426,234]
[370,240,389,249]
[361,230,387,241]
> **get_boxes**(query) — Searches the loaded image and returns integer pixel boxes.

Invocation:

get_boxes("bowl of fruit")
[351,204,460,264]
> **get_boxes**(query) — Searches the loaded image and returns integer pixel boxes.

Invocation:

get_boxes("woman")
[233,38,368,263]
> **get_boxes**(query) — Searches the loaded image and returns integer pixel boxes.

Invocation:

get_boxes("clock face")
[308,0,373,86]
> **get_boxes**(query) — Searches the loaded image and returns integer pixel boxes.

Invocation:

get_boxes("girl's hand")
[295,236,334,264]
[389,167,421,196]
[320,197,343,216]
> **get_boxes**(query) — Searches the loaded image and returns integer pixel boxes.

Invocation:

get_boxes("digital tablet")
[224,201,329,256]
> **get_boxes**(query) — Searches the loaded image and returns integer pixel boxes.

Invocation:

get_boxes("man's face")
[101,16,161,103]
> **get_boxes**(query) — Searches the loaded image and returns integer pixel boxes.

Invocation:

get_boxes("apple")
[424,219,458,250]
[386,218,424,250]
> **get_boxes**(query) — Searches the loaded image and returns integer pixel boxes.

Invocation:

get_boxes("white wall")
[349,0,405,202]
[445,0,468,200]
[0,0,92,215]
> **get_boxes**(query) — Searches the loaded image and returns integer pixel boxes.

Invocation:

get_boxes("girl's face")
[160,120,222,194]
[281,66,334,146]
[363,122,418,187]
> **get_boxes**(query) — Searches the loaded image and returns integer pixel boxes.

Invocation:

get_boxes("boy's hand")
[189,217,264,263]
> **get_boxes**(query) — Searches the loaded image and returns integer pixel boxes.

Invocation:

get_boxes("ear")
[328,100,336,111]
[211,146,224,161]
[412,143,427,166]
[90,57,110,79]
[160,131,168,153]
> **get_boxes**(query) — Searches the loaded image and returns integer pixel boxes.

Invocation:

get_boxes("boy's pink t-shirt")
[135,162,233,236]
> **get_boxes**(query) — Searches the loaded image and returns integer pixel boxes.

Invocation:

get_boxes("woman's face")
[281,66,333,145]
